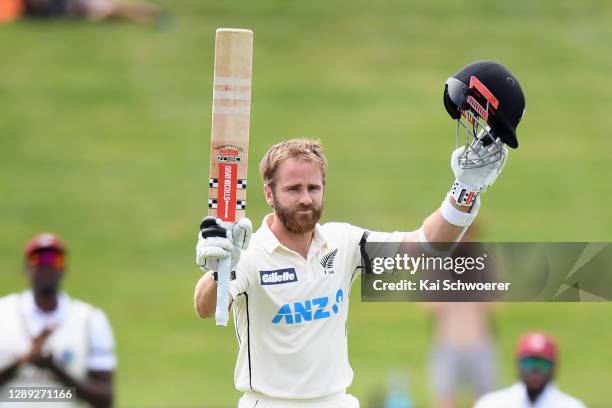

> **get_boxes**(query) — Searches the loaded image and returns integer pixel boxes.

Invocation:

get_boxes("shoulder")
[553,389,586,408]
[78,304,116,347]
[321,222,364,234]
[474,384,520,407]
[0,293,22,314]
[321,223,367,255]
[321,222,365,241]
[0,293,20,307]
[66,297,112,328]
[66,296,95,314]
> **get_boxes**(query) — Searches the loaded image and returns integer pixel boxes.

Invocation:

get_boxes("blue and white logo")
[260,268,298,285]
[272,289,344,325]
[61,349,75,364]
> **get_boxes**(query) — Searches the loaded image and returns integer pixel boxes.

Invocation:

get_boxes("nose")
[298,190,312,206]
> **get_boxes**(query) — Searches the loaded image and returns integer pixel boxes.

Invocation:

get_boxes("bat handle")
[215,256,231,326]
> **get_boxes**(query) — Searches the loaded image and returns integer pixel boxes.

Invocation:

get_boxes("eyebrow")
[283,183,321,189]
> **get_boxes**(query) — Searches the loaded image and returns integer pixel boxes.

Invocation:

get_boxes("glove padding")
[195,217,252,273]
[451,138,508,192]
[230,217,252,257]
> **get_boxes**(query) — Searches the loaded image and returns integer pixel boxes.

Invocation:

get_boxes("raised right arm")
[194,271,228,319]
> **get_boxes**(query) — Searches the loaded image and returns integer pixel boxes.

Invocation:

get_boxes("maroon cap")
[24,233,66,256]
[516,332,557,361]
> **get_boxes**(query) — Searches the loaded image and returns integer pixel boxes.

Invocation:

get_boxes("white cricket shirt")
[229,214,403,400]
[474,383,586,408]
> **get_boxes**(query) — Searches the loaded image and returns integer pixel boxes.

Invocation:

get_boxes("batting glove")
[195,217,252,273]
[230,218,253,260]
[450,138,508,206]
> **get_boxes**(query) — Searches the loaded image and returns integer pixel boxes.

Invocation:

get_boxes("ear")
[263,184,274,207]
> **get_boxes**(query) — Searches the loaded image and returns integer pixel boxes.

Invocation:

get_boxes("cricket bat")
[208,28,253,326]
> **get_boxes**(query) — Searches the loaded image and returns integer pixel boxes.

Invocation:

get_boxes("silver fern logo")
[320,249,338,275]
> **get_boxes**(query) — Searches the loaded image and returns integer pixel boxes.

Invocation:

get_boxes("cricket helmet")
[444,61,525,168]
[516,332,557,362]
[24,233,66,256]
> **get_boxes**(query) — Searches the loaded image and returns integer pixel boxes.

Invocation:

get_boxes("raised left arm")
[403,140,508,245]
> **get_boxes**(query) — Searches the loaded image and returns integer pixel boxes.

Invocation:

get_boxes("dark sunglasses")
[27,250,65,269]
[520,356,554,374]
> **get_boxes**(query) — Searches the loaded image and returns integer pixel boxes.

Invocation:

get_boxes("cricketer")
[194,61,526,408]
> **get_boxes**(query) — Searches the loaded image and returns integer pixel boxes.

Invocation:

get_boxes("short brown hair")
[259,139,328,186]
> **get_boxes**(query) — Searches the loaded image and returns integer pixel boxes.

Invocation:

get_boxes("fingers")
[23,327,55,366]
[451,146,466,169]
[39,327,54,339]
[33,327,55,345]
[201,236,233,252]
[195,217,253,273]
[496,149,508,174]
[195,236,233,267]
[202,247,231,259]
[232,218,253,250]
[487,138,501,153]
[236,218,252,230]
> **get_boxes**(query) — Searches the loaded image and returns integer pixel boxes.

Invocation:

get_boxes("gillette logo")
[260,268,298,285]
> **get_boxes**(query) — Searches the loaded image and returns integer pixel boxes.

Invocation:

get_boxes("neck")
[33,290,58,312]
[269,214,314,259]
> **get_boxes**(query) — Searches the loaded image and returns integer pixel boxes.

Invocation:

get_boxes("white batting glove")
[195,217,252,273]
[450,139,508,206]
[223,218,253,272]
[196,232,232,273]
[230,218,252,258]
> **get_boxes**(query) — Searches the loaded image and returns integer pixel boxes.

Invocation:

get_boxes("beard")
[273,195,323,234]
[38,284,58,296]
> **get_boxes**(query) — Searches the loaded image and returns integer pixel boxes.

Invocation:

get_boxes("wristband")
[450,180,479,207]
[440,193,480,227]
[213,271,236,281]
[417,228,449,257]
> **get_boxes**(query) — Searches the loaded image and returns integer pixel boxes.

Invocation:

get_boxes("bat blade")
[208,28,253,327]
[209,28,253,223]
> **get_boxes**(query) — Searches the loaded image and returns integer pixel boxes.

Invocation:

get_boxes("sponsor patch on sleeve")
[260,268,298,285]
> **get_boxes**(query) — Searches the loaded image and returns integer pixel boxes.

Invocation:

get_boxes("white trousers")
[238,391,359,408]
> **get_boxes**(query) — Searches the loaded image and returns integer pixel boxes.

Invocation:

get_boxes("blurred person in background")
[0,0,165,24]
[425,302,499,408]
[0,233,116,408]
[425,223,500,408]
[474,332,586,408]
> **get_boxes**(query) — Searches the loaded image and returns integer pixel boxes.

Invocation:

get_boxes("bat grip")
[215,256,231,326]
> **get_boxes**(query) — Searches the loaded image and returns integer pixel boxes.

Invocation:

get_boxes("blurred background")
[1,0,611,406]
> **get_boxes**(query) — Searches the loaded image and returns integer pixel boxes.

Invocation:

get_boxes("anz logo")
[272,289,344,325]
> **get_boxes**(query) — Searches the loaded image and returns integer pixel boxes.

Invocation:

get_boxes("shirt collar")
[515,382,557,405]
[259,213,328,257]
[21,289,68,323]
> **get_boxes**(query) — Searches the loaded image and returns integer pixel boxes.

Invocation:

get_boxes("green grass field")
[1,0,611,406]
